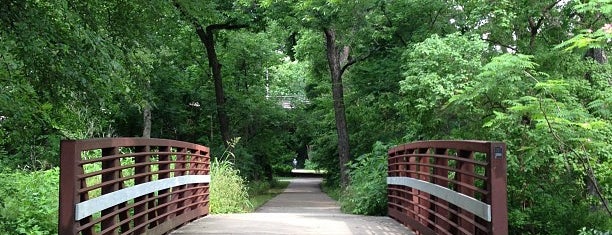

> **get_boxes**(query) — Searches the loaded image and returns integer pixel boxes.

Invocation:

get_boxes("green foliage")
[272,163,293,176]
[1,1,611,234]
[248,180,273,196]
[556,0,612,51]
[321,179,342,201]
[0,169,59,235]
[397,33,488,139]
[448,52,612,234]
[210,158,252,213]
[345,48,405,156]
[304,159,319,170]
[340,142,389,215]
[578,226,612,235]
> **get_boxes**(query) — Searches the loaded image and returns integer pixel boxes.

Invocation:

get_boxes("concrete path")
[171,178,414,235]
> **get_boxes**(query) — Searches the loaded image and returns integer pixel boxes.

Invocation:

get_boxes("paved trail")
[171,178,413,235]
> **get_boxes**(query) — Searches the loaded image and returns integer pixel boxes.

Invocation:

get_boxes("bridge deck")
[171,178,413,235]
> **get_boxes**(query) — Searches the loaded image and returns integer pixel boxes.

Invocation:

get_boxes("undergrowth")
[321,179,341,201]
[209,158,252,213]
[248,179,290,211]
[339,141,389,215]
[0,168,59,235]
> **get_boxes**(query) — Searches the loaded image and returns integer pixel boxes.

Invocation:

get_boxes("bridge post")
[59,140,78,235]
[488,142,508,234]
[433,148,450,233]
[457,150,475,234]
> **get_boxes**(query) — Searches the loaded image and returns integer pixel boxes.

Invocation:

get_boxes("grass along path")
[247,178,291,211]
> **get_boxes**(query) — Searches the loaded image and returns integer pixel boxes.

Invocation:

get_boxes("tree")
[284,0,380,188]
[322,28,352,188]
[173,0,257,146]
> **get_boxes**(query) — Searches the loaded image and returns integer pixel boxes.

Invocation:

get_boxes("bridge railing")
[387,140,507,235]
[59,138,210,235]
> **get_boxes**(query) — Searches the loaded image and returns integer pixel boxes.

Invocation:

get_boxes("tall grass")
[209,158,252,213]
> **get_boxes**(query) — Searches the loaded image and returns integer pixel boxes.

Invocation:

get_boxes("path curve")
[171,178,413,235]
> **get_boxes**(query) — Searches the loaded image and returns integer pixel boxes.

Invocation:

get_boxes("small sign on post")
[494,146,503,159]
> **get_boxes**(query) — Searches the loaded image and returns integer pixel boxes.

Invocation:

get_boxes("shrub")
[248,180,271,196]
[0,168,59,235]
[304,159,319,170]
[209,159,252,213]
[272,163,292,176]
[340,142,389,215]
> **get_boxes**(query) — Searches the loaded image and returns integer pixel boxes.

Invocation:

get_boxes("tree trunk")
[142,104,151,138]
[172,1,236,147]
[584,48,610,214]
[324,28,350,189]
[195,26,231,147]
[296,144,308,169]
[585,47,607,109]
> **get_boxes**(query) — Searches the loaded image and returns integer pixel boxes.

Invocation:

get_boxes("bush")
[248,180,271,196]
[0,168,59,235]
[209,159,252,213]
[304,159,319,170]
[272,163,292,176]
[340,142,389,215]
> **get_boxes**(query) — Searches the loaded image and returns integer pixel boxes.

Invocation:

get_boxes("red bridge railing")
[59,138,210,235]
[387,140,507,235]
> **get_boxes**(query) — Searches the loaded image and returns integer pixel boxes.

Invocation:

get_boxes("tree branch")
[207,23,248,32]
[538,97,611,216]
[481,37,518,52]
[173,0,248,34]
[429,6,446,30]
[543,0,563,13]
[528,0,563,48]
[172,0,203,30]
[380,2,406,46]
[340,49,375,76]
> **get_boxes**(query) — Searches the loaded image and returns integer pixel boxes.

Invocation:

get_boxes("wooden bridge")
[58,138,507,235]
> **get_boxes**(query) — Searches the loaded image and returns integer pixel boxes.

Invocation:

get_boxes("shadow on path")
[171,178,413,235]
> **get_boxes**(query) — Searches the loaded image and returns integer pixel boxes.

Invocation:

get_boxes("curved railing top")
[62,137,209,152]
[389,140,501,154]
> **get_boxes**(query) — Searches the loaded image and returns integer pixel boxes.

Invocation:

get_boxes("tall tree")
[287,0,366,188]
[173,0,254,146]
[275,0,399,188]
[323,28,353,188]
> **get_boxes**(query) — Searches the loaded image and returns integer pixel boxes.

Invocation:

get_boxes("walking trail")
[171,177,413,235]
